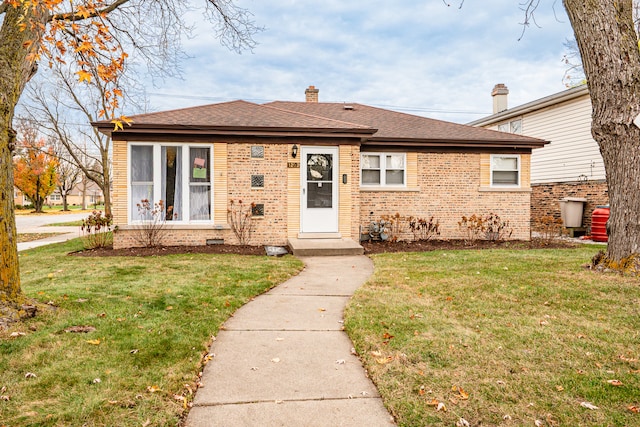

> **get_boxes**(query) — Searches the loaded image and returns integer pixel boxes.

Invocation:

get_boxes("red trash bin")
[591,206,610,242]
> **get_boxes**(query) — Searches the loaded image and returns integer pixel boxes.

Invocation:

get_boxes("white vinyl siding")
[525,95,605,184]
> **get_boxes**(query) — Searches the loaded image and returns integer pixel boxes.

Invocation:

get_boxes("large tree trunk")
[564,0,640,261]
[0,6,48,303]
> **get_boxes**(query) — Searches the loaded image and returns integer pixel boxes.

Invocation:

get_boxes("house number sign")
[287,162,300,168]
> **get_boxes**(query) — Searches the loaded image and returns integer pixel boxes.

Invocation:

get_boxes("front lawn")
[0,239,303,426]
[345,246,640,426]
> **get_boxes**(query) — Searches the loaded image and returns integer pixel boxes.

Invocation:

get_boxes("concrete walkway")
[186,256,395,427]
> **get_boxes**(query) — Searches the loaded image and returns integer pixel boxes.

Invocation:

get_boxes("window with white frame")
[497,119,522,134]
[361,153,406,186]
[491,155,520,186]
[130,144,212,222]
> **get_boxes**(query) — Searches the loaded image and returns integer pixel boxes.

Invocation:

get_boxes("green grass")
[345,246,640,426]
[46,220,83,227]
[1,239,303,426]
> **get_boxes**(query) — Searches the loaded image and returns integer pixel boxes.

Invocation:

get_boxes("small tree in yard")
[81,210,113,249]
[228,199,255,245]
[132,199,173,248]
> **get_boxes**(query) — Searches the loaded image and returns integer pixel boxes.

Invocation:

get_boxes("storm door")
[300,147,338,233]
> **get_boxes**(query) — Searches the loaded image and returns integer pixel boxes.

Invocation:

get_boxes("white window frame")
[510,119,522,134]
[490,154,520,187]
[128,142,214,224]
[360,152,407,187]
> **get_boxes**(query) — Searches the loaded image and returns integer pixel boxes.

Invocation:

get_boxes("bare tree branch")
[50,0,130,22]
[518,0,542,41]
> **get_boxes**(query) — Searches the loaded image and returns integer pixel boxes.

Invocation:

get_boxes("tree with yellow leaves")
[13,135,59,213]
[0,0,258,317]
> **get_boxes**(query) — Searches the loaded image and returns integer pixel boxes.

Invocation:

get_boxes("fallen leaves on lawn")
[173,394,187,409]
[580,401,599,410]
[456,417,470,427]
[628,405,640,413]
[9,332,26,338]
[25,372,37,379]
[376,356,394,364]
[146,385,161,393]
[607,379,623,386]
[451,385,469,400]
[86,339,101,345]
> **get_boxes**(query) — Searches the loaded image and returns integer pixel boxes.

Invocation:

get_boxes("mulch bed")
[69,239,577,257]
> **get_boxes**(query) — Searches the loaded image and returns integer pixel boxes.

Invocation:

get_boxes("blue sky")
[144,1,576,124]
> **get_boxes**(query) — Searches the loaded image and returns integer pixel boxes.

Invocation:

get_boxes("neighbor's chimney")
[305,85,319,103]
[491,83,509,113]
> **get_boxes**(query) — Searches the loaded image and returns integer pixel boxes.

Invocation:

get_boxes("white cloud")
[144,0,576,123]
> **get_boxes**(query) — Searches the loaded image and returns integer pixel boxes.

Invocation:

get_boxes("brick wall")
[113,142,292,249]
[113,144,536,248]
[531,180,608,232]
[359,152,532,241]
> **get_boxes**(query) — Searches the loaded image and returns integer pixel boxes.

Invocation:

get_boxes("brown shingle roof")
[268,102,546,148]
[95,100,375,135]
[95,99,546,149]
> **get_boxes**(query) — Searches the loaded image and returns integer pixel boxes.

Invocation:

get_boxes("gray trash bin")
[559,197,587,227]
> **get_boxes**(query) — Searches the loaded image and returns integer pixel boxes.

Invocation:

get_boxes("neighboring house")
[469,84,608,232]
[13,187,28,207]
[93,86,546,250]
[45,181,104,207]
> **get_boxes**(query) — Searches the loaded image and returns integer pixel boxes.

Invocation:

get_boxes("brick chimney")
[491,83,509,113]
[305,85,319,103]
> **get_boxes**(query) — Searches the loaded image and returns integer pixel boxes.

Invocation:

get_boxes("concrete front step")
[287,238,364,256]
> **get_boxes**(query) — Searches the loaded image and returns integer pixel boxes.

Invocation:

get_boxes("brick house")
[94,86,546,251]
[469,84,608,232]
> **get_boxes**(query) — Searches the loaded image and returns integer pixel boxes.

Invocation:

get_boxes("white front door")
[300,146,339,233]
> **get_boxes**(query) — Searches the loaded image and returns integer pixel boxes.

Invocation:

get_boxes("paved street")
[16,212,87,251]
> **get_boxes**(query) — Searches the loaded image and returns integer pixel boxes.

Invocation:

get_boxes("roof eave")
[93,123,378,138]
[365,137,548,149]
[467,84,589,127]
